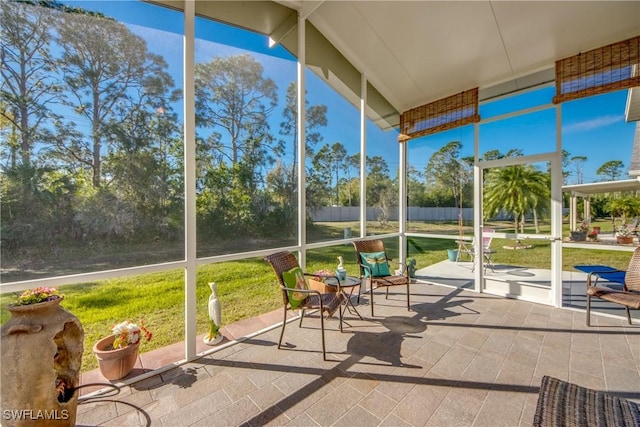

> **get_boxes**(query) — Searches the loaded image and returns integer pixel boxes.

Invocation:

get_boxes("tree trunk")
[91,89,102,187]
[19,104,31,167]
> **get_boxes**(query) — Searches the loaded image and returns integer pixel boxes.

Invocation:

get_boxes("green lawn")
[1,219,633,372]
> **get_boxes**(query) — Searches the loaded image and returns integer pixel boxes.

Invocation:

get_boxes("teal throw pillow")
[281,266,309,309]
[359,251,391,277]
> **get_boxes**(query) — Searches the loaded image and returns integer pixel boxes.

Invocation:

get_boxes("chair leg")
[586,294,591,326]
[406,282,411,311]
[370,284,375,317]
[320,305,326,360]
[626,307,632,325]
[385,286,389,299]
[278,306,287,349]
[299,309,305,327]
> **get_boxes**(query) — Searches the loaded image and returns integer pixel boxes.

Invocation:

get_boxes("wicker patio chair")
[264,251,344,361]
[586,246,640,326]
[352,240,410,316]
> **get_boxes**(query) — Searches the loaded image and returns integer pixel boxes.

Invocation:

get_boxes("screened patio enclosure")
[1,0,639,374]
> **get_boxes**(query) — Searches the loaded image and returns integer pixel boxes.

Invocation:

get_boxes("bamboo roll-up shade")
[398,88,480,142]
[553,35,640,104]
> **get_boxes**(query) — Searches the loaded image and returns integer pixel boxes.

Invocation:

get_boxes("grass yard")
[1,219,634,373]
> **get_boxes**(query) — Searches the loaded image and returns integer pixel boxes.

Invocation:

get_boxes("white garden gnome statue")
[204,282,223,345]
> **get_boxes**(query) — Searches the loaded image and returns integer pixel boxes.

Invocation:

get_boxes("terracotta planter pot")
[616,235,634,245]
[93,335,139,381]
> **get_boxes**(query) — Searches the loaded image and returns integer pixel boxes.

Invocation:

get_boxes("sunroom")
[1,1,639,426]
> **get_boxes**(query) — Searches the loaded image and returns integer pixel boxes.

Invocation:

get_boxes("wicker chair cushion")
[587,286,640,309]
[301,293,345,317]
[533,376,640,427]
[371,274,409,287]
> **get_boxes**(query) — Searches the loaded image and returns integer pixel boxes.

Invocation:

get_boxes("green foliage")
[606,196,640,223]
[589,195,609,219]
[195,54,277,167]
[1,4,357,274]
[483,164,550,233]
[423,141,472,209]
[596,160,625,181]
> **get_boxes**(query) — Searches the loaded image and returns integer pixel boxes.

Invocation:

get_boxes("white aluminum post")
[297,13,307,268]
[360,74,367,238]
[551,105,563,307]
[570,194,577,231]
[183,0,197,360]
[399,136,407,263]
[473,123,483,291]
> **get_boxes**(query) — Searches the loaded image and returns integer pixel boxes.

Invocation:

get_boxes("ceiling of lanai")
[150,1,639,127]
[280,1,640,113]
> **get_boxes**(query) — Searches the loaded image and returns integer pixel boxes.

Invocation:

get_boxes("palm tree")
[483,165,550,233]
[607,195,640,227]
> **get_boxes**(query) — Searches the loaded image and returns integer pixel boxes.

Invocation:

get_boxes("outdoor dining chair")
[352,239,411,316]
[456,228,496,273]
[264,251,344,360]
[583,246,640,326]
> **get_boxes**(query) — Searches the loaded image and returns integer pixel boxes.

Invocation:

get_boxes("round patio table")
[322,276,364,327]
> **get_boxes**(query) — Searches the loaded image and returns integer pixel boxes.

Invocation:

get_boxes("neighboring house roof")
[627,87,640,122]
[563,178,640,196]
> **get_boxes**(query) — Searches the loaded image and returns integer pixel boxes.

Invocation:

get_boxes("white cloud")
[564,115,623,133]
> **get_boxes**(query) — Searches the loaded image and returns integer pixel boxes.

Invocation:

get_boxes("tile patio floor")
[76,281,640,427]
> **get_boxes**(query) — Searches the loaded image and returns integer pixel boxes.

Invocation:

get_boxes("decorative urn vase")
[1,297,84,427]
[93,335,140,381]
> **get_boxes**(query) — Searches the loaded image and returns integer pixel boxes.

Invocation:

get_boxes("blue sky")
[407,89,635,184]
[67,1,635,184]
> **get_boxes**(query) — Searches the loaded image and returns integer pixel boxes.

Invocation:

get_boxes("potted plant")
[570,223,589,241]
[11,286,61,306]
[615,225,634,245]
[93,320,152,381]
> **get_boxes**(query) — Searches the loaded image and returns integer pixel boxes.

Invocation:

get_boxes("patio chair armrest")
[587,270,625,287]
[395,261,408,275]
[278,285,322,297]
[358,262,373,277]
